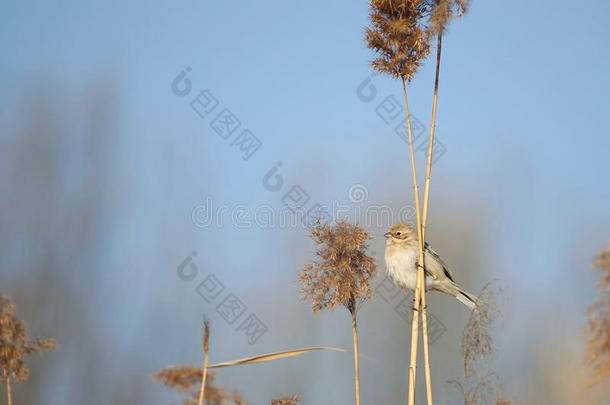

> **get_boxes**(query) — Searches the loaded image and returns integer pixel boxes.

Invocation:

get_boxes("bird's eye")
[396,232,401,236]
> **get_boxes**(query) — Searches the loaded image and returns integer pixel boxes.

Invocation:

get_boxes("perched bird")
[384,223,478,310]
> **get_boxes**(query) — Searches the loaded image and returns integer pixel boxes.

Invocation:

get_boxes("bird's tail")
[455,287,479,311]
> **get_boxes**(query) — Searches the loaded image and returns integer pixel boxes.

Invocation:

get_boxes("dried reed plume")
[449,374,512,405]
[299,219,377,405]
[365,0,431,81]
[0,294,56,405]
[448,373,500,405]
[453,284,510,404]
[299,220,377,313]
[585,242,610,384]
[428,0,469,35]
[462,284,500,378]
[153,367,247,405]
[271,394,299,405]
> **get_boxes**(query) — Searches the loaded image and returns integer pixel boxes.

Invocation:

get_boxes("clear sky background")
[1,1,610,404]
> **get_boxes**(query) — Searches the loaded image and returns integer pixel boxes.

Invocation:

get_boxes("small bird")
[384,223,478,310]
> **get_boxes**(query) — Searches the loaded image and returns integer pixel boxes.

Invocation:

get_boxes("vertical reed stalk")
[3,370,12,405]
[419,275,433,405]
[401,77,431,405]
[197,355,209,405]
[421,34,443,233]
[198,322,210,405]
[419,32,444,405]
[351,310,361,405]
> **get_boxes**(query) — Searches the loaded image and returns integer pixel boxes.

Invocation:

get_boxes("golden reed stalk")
[419,33,445,405]
[352,311,361,405]
[3,370,12,405]
[401,78,432,405]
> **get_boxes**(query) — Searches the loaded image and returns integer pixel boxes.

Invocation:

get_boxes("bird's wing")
[424,242,455,282]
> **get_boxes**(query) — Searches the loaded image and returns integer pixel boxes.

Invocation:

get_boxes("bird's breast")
[385,243,418,290]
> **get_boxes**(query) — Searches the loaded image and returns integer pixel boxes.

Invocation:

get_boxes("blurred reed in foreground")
[585,242,610,385]
[449,283,511,404]
[0,294,56,405]
[153,367,247,405]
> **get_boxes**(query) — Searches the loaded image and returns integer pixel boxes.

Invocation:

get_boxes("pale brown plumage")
[384,223,478,310]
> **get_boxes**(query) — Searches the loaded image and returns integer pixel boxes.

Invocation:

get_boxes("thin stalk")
[351,311,361,405]
[3,370,12,405]
[420,270,433,405]
[419,33,444,405]
[421,33,443,234]
[198,323,210,405]
[401,77,429,405]
[197,353,209,405]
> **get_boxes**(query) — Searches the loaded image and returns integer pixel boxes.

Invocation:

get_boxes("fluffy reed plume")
[153,367,247,405]
[461,284,500,378]
[299,219,377,405]
[427,0,469,35]
[198,320,211,405]
[365,0,431,81]
[271,394,299,405]
[585,242,610,384]
[0,294,56,405]
[299,220,377,313]
[452,284,510,404]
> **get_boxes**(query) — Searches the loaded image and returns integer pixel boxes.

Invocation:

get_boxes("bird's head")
[384,223,417,243]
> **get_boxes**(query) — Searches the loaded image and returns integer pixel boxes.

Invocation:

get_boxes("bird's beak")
[384,232,391,238]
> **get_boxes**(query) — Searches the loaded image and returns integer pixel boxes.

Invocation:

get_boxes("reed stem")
[351,311,361,405]
[198,325,210,405]
[197,354,209,405]
[421,33,443,233]
[419,33,444,405]
[3,370,12,405]
[401,77,429,405]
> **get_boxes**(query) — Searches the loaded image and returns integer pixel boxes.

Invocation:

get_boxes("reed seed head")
[299,220,378,314]
[203,319,210,355]
[154,366,203,393]
[428,0,469,35]
[153,367,247,405]
[0,294,56,385]
[365,0,431,81]
[461,284,500,378]
[585,242,610,384]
